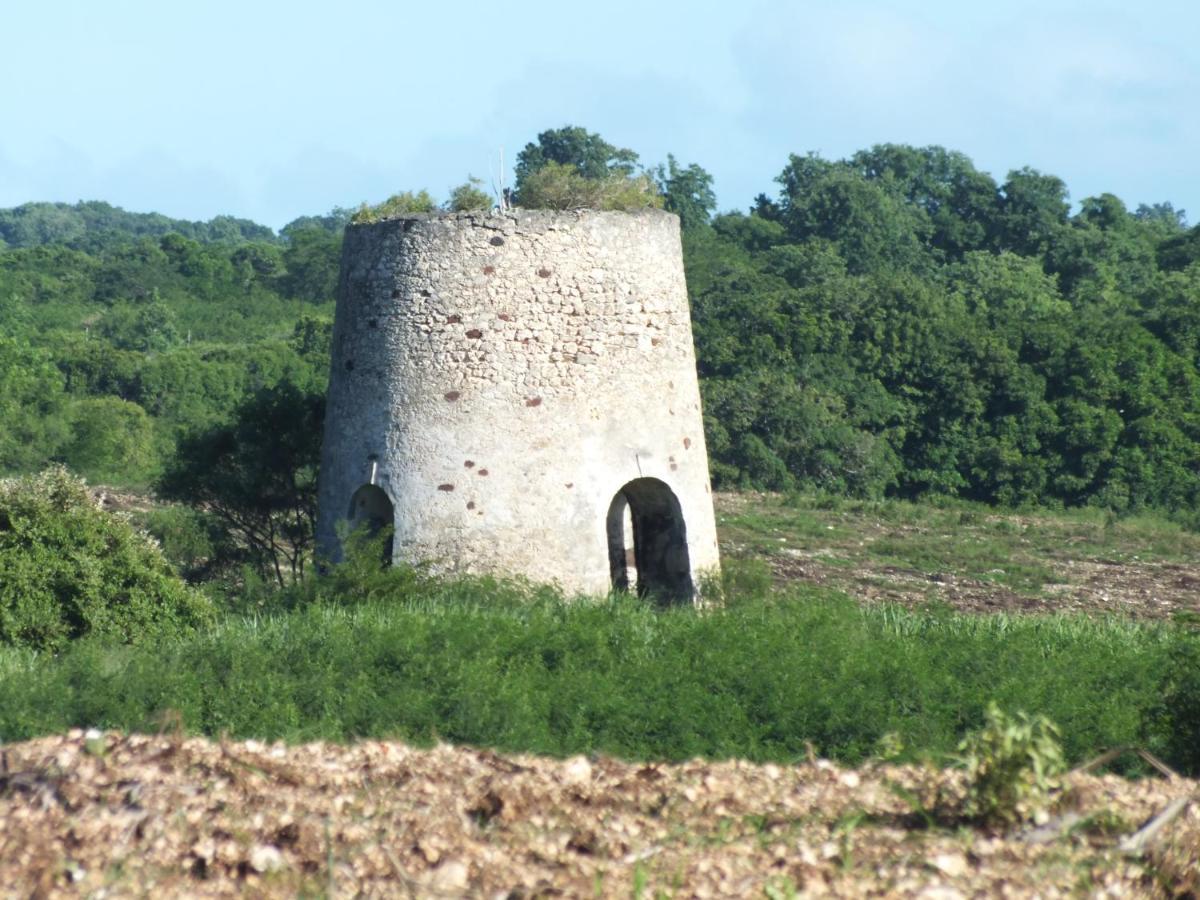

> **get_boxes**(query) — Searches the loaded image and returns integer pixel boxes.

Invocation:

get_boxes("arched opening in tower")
[347,484,394,565]
[606,478,692,603]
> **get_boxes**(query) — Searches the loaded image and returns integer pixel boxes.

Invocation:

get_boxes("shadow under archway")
[606,477,693,604]
[347,484,394,565]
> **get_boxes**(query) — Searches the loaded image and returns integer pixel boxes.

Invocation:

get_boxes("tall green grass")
[1,566,1195,772]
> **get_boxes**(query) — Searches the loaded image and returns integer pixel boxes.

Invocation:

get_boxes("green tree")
[992,167,1071,257]
[774,154,932,274]
[158,381,325,587]
[97,299,180,353]
[280,226,342,302]
[0,339,70,473]
[655,155,717,231]
[280,207,352,240]
[62,396,160,485]
[513,125,639,196]
[850,144,999,258]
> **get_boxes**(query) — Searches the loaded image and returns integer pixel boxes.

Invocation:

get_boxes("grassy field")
[2,492,1199,775]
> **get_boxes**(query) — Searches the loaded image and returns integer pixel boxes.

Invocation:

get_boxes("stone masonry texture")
[316,208,720,598]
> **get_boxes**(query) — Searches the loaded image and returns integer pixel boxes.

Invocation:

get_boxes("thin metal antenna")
[498,146,508,212]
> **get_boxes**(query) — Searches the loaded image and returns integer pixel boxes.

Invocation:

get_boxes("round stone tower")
[316,208,720,600]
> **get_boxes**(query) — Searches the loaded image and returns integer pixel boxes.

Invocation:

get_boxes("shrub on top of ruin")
[351,190,437,224]
[445,177,493,212]
[514,161,664,212]
[0,466,214,652]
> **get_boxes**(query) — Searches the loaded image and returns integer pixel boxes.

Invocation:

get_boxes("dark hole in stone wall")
[490,236,505,246]
[606,478,692,604]
[347,484,393,566]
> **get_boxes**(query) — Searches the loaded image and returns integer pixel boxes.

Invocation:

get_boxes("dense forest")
[2,126,1200,585]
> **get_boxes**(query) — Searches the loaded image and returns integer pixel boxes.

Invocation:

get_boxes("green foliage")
[514,161,663,212]
[158,381,324,587]
[513,125,639,194]
[350,190,437,224]
[62,396,160,485]
[1149,638,1200,774]
[96,299,180,352]
[3,132,1200,519]
[445,177,493,212]
[1,561,1194,774]
[513,125,664,212]
[955,703,1066,827]
[138,504,225,583]
[0,201,275,251]
[0,338,71,472]
[655,155,717,230]
[687,143,1200,511]
[280,227,342,302]
[0,467,213,652]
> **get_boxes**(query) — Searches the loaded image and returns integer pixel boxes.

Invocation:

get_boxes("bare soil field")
[715,493,1200,622]
[2,731,1198,898]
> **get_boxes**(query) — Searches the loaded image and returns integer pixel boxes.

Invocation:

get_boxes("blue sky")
[3,0,1197,230]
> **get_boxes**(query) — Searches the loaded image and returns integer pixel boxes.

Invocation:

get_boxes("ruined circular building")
[316,208,720,600]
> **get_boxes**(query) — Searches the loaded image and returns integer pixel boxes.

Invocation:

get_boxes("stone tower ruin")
[316,208,720,600]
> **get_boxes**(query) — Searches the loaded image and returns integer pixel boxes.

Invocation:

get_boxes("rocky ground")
[2,731,1197,898]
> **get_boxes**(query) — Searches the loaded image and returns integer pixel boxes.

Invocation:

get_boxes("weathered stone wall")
[316,208,720,598]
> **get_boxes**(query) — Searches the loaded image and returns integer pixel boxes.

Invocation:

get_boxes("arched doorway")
[606,478,692,603]
[347,484,394,565]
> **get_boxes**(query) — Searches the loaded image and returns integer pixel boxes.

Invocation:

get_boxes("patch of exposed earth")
[2,732,1197,898]
[715,494,1200,622]
[765,551,1199,621]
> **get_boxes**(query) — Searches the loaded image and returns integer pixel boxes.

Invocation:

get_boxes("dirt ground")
[714,493,1200,623]
[2,731,1197,898]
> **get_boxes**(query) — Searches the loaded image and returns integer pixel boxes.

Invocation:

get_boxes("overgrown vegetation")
[0,548,1196,775]
[0,468,213,652]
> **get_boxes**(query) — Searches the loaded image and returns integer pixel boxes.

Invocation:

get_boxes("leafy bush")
[0,467,214,651]
[445,177,493,212]
[955,703,1066,826]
